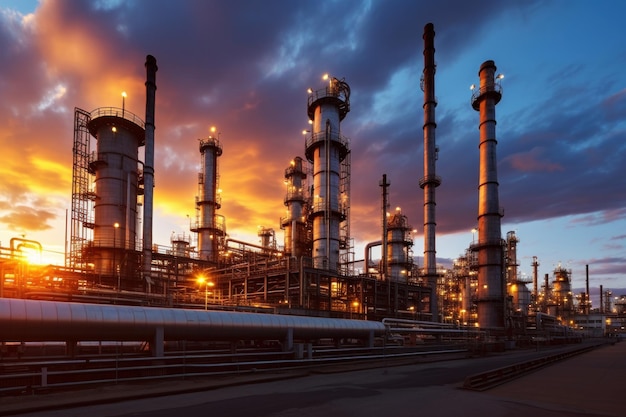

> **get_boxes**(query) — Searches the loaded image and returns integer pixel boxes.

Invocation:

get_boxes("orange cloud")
[504,148,564,173]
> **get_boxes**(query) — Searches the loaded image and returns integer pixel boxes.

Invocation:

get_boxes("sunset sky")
[0,0,624,300]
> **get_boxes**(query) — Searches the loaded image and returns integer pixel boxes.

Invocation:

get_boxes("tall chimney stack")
[471,60,504,330]
[420,22,441,322]
[585,264,590,314]
[143,55,157,291]
[532,256,539,310]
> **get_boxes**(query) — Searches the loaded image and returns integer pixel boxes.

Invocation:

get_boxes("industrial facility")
[1,24,623,356]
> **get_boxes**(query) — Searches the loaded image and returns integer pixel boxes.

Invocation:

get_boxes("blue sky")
[0,0,624,304]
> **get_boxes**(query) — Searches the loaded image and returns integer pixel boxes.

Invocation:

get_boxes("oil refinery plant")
[1,24,623,356]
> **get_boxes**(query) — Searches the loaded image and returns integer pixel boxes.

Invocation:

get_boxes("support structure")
[69,108,95,271]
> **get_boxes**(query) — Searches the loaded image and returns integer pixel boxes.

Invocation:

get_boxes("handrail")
[0,347,467,396]
[462,343,601,391]
[90,107,145,129]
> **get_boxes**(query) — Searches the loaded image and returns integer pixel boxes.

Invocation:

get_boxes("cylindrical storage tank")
[386,210,413,281]
[305,77,350,271]
[194,136,223,262]
[88,109,145,285]
[511,282,530,314]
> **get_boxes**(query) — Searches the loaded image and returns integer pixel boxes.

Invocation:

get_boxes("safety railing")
[90,107,145,129]
[0,347,467,395]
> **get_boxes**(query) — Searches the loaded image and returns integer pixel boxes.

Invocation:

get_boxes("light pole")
[197,276,214,310]
[350,300,359,319]
[113,222,120,290]
[121,91,126,117]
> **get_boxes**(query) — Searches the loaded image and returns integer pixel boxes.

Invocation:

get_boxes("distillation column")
[386,208,414,281]
[471,60,504,330]
[87,103,145,289]
[420,23,442,321]
[192,133,224,262]
[305,76,351,271]
[281,157,308,257]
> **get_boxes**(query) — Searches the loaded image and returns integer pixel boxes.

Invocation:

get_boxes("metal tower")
[420,23,442,321]
[386,208,414,281]
[281,156,309,257]
[86,105,145,289]
[192,132,225,263]
[471,60,504,329]
[305,75,351,273]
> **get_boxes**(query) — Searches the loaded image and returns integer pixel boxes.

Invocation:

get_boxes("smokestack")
[471,60,504,329]
[600,284,604,314]
[143,55,157,291]
[532,256,539,309]
[380,174,390,280]
[420,22,441,322]
[586,264,590,314]
[543,274,550,312]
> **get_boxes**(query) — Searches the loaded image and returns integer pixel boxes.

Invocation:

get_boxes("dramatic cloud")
[0,0,624,290]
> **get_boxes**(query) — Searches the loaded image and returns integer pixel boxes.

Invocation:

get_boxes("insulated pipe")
[364,240,382,275]
[471,60,504,330]
[420,22,441,321]
[0,298,385,344]
[143,55,157,291]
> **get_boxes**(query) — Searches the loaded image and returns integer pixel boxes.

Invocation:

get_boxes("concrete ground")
[2,340,624,417]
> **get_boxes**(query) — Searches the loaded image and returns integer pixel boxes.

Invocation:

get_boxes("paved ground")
[2,340,624,417]
[486,339,625,416]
